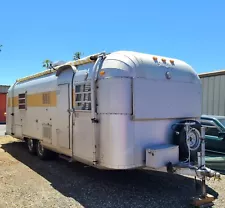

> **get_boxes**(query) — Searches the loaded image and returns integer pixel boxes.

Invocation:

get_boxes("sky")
[0,0,225,85]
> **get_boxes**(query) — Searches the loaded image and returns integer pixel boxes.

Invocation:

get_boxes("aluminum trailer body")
[5,51,220,192]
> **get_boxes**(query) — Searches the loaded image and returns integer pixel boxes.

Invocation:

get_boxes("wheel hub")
[28,139,33,150]
[187,128,201,151]
[38,142,44,156]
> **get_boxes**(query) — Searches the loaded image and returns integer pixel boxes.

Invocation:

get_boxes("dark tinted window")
[206,127,220,137]
[201,121,219,136]
[218,119,225,127]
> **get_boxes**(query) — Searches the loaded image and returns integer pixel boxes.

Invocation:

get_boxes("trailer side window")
[74,83,91,110]
[18,93,26,110]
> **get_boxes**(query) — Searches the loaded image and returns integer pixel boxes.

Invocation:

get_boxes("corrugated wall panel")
[219,75,225,116]
[202,77,208,114]
[213,76,220,115]
[201,74,225,116]
[0,85,10,93]
[208,77,214,115]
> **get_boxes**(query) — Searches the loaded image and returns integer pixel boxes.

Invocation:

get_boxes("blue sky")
[0,0,225,85]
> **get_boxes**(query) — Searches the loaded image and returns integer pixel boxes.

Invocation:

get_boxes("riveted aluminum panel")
[97,78,131,114]
[133,78,201,120]
[98,114,134,169]
[99,51,200,84]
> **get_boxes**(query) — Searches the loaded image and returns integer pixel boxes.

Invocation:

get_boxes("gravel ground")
[0,136,224,208]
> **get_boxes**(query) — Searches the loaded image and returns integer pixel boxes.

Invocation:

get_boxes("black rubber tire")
[36,140,52,160]
[27,138,37,155]
[174,121,202,162]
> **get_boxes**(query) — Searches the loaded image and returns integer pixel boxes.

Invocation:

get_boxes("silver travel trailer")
[6,51,220,192]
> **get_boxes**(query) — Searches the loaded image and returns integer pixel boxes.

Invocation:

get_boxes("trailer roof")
[199,69,225,78]
[16,52,105,83]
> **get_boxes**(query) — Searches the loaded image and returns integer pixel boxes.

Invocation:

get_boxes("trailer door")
[73,80,96,163]
[56,84,70,149]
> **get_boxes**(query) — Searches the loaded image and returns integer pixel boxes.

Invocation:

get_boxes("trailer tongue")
[145,122,221,206]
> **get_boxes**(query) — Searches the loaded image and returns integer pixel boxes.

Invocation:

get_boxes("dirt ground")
[0,136,224,208]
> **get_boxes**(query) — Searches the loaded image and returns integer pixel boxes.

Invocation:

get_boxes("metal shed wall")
[0,94,6,123]
[199,70,225,116]
[0,85,10,93]
[0,85,10,123]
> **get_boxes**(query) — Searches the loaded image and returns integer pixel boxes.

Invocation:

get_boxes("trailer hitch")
[168,124,221,207]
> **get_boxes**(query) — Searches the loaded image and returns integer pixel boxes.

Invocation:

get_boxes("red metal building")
[0,85,10,123]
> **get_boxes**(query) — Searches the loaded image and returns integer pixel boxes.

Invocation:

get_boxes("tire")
[27,138,37,155]
[174,121,202,162]
[36,140,51,160]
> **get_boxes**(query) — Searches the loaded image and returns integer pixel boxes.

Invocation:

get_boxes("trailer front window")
[74,83,91,111]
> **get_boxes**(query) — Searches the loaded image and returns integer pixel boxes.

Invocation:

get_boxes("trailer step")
[59,154,73,162]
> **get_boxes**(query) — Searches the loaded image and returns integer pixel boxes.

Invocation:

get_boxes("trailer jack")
[191,176,217,208]
[190,126,221,207]
[166,162,221,207]
[167,124,221,207]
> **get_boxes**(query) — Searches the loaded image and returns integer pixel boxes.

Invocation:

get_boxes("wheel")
[174,121,202,162]
[27,138,37,155]
[36,140,51,160]
[36,140,57,160]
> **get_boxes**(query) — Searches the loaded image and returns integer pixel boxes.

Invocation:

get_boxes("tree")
[0,45,2,52]
[73,52,83,60]
[42,59,53,69]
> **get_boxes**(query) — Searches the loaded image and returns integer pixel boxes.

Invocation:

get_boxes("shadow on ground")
[1,141,219,208]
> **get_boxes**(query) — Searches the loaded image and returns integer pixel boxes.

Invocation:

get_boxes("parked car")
[200,115,225,154]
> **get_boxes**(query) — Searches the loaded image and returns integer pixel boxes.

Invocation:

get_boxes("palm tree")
[73,52,83,60]
[42,59,53,69]
[0,45,2,52]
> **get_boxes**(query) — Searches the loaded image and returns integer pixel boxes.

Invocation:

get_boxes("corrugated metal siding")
[0,85,10,93]
[219,76,225,115]
[201,75,225,116]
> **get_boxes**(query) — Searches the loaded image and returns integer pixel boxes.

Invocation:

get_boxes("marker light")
[99,70,105,76]
[153,56,158,61]
[170,60,175,65]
